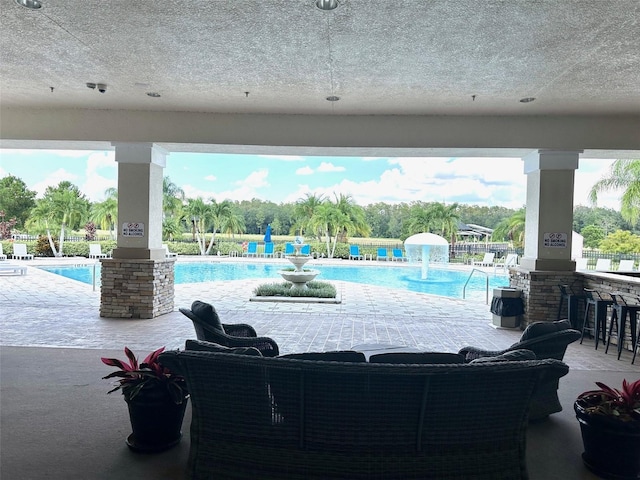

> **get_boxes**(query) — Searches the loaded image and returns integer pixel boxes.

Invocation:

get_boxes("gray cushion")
[369,352,465,364]
[281,351,366,362]
[185,339,262,356]
[520,319,572,341]
[471,349,536,363]
[191,301,224,332]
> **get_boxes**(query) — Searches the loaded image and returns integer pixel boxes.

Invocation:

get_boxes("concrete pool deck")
[0,255,636,371]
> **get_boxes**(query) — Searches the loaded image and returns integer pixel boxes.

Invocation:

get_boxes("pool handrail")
[463,268,489,304]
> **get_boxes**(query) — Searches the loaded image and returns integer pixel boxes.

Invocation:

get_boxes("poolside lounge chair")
[284,243,294,256]
[376,248,388,261]
[262,242,274,258]
[391,248,407,261]
[494,253,518,272]
[300,244,311,256]
[0,263,27,275]
[11,243,33,260]
[88,244,108,259]
[179,300,279,357]
[349,245,363,260]
[575,258,589,270]
[163,244,178,258]
[473,252,495,267]
[0,244,7,261]
[618,259,636,271]
[243,242,258,257]
[595,258,611,271]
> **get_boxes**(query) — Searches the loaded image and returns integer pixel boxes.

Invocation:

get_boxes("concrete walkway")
[0,255,636,372]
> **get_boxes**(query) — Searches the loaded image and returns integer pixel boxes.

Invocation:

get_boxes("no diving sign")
[543,232,567,248]
[122,222,145,237]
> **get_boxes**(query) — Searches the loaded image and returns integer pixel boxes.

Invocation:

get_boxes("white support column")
[112,143,167,260]
[519,150,581,272]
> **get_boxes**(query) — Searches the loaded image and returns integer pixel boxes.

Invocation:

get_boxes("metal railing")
[463,268,490,304]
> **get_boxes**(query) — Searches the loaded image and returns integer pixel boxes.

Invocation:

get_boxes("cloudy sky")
[0,149,622,210]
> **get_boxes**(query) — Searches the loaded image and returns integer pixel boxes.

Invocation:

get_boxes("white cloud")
[317,162,345,173]
[295,166,314,176]
[204,175,217,181]
[32,169,79,198]
[82,152,116,201]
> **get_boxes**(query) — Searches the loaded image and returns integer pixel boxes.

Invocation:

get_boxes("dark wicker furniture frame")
[160,349,568,480]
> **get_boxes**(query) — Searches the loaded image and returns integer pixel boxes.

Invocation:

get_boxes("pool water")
[39,262,508,302]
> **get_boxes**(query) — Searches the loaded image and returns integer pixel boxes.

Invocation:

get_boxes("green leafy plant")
[254,281,337,298]
[101,347,187,404]
[577,379,640,423]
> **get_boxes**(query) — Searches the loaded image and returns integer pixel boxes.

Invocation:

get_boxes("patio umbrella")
[263,224,272,243]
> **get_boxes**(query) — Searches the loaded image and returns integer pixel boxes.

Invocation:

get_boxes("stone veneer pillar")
[100,143,174,319]
[509,150,581,326]
[100,258,175,319]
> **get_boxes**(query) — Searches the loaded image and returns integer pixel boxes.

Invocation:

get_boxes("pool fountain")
[278,237,320,290]
[404,232,450,279]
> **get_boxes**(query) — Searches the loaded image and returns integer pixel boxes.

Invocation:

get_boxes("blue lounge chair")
[392,249,407,262]
[244,242,258,257]
[349,245,363,260]
[301,245,311,256]
[262,242,274,258]
[284,243,294,255]
[377,248,388,261]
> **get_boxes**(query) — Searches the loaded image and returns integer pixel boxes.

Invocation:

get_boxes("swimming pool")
[39,262,508,302]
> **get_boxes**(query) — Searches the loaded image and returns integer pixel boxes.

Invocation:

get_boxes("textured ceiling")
[2,0,639,117]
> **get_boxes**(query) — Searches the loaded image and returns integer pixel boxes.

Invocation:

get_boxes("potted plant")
[574,378,640,479]
[101,346,189,453]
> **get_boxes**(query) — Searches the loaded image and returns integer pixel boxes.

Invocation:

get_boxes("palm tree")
[333,193,371,241]
[91,188,118,240]
[292,193,325,239]
[589,159,640,227]
[493,208,526,248]
[186,198,212,255]
[27,198,59,255]
[311,201,348,258]
[163,177,185,220]
[221,211,246,239]
[205,200,234,254]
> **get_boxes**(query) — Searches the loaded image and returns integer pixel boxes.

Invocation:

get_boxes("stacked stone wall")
[100,258,175,319]
[508,269,582,328]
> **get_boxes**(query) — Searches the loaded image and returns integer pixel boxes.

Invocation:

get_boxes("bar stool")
[605,293,640,360]
[557,284,586,330]
[580,289,613,350]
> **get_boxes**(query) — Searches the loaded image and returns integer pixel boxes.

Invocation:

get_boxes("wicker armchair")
[179,300,279,357]
[160,349,568,480]
[458,319,580,362]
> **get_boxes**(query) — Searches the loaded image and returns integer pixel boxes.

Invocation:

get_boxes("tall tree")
[292,193,325,239]
[589,159,640,227]
[91,188,118,239]
[186,198,212,255]
[0,175,36,228]
[492,208,526,248]
[28,182,89,256]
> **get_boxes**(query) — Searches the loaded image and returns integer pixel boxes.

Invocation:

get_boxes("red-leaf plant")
[577,378,640,423]
[101,347,187,404]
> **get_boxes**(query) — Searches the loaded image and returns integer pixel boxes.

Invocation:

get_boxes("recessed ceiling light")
[15,0,42,9]
[519,97,536,103]
[316,0,339,11]
[326,95,340,102]
[146,92,161,98]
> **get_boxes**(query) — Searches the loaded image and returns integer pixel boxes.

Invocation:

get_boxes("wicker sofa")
[160,347,569,480]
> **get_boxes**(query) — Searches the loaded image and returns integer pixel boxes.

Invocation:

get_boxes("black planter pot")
[574,399,640,480]
[124,388,189,453]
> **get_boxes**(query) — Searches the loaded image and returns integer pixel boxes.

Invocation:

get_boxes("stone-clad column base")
[100,258,175,319]
[509,268,582,327]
